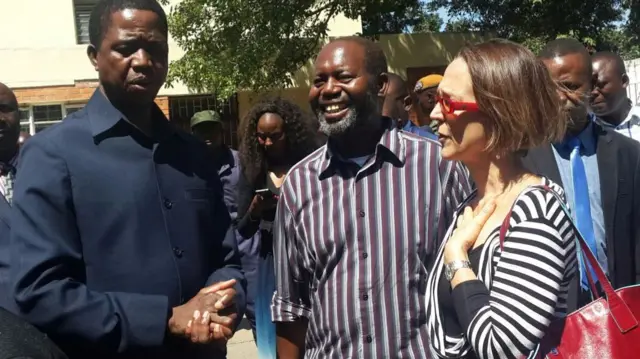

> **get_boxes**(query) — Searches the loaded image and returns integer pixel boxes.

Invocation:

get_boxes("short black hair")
[539,38,592,73]
[387,73,406,86]
[89,0,168,48]
[539,38,591,61]
[386,73,407,95]
[592,51,627,75]
[330,36,388,78]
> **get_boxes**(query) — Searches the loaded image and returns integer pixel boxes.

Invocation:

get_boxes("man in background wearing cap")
[191,111,261,337]
[382,73,436,139]
[413,74,443,134]
[191,110,240,218]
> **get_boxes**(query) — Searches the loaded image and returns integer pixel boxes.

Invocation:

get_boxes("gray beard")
[317,93,379,138]
[318,106,359,137]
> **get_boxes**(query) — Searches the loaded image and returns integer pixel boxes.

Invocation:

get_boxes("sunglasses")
[435,95,479,114]
[257,132,284,142]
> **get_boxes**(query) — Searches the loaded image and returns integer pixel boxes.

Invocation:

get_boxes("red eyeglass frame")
[435,95,479,114]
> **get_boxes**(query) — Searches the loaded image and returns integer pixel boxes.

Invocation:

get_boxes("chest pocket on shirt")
[184,188,215,201]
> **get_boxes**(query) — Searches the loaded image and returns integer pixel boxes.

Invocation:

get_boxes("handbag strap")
[498,185,638,333]
[498,187,599,299]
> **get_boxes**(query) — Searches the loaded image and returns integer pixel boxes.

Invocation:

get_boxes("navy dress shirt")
[9,90,246,359]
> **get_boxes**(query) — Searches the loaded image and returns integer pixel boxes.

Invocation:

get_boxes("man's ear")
[378,72,390,98]
[403,95,412,112]
[87,45,99,71]
[622,73,630,89]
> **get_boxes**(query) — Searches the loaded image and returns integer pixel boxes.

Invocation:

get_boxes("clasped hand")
[168,279,238,345]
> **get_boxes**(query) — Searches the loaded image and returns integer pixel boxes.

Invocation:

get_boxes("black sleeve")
[236,170,260,238]
[451,280,489,330]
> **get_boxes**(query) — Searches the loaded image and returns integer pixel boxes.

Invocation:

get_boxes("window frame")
[19,103,86,135]
[73,0,98,45]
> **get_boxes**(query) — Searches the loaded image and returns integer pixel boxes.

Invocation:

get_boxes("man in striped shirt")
[270,36,473,359]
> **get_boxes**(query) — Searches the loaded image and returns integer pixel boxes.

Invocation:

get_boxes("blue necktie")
[568,137,599,290]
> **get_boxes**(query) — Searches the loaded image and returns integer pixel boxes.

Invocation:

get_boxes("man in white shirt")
[592,51,640,139]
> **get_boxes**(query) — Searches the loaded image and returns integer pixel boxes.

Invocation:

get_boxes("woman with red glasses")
[424,39,578,359]
[237,97,321,357]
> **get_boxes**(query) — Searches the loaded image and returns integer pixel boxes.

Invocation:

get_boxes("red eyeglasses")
[436,95,479,114]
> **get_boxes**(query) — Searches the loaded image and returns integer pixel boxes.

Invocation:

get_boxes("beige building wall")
[0,0,361,94]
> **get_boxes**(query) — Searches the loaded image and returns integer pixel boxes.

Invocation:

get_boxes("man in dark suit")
[522,38,640,309]
[9,0,245,358]
[0,83,21,313]
[592,51,640,140]
[0,86,68,359]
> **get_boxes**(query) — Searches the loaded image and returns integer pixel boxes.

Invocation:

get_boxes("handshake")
[167,279,239,345]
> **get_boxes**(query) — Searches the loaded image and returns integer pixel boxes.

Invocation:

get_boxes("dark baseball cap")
[190,110,222,128]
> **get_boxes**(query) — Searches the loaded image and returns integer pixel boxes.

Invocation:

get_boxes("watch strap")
[444,260,471,281]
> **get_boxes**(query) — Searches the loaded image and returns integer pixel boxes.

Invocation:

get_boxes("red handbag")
[499,185,640,359]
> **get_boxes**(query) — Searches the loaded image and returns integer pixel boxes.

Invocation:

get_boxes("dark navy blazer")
[9,90,246,358]
[0,156,16,314]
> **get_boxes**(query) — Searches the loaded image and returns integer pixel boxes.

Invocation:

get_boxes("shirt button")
[173,247,184,258]
[358,210,365,217]
[362,294,369,300]
[362,252,368,259]
[366,335,372,343]
[164,198,173,209]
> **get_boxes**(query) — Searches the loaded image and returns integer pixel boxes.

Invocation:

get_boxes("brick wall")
[13,83,171,119]
[155,96,169,119]
[15,85,95,105]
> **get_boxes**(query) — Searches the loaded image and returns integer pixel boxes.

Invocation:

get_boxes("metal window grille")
[169,94,240,149]
[74,0,97,45]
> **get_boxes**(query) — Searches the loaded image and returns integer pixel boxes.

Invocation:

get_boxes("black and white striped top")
[425,178,578,359]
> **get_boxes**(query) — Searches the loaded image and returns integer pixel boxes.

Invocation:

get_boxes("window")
[18,109,30,134]
[74,0,98,45]
[19,103,86,135]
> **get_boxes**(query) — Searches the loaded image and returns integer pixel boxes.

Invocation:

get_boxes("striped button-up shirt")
[270,124,473,358]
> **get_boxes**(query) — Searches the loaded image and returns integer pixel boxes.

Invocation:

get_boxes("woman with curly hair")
[236,97,320,358]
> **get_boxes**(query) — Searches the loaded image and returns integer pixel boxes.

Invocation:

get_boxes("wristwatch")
[444,260,471,281]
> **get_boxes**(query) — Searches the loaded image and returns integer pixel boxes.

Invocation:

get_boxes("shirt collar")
[0,152,18,175]
[215,146,237,168]
[618,104,640,128]
[593,102,640,130]
[402,119,416,131]
[317,117,406,177]
[86,89,175,141]
[555,112,597,154]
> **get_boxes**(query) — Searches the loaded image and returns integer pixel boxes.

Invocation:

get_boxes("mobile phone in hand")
[255,188,271,196]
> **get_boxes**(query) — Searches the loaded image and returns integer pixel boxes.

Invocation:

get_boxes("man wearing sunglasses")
[523,38,640,311]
